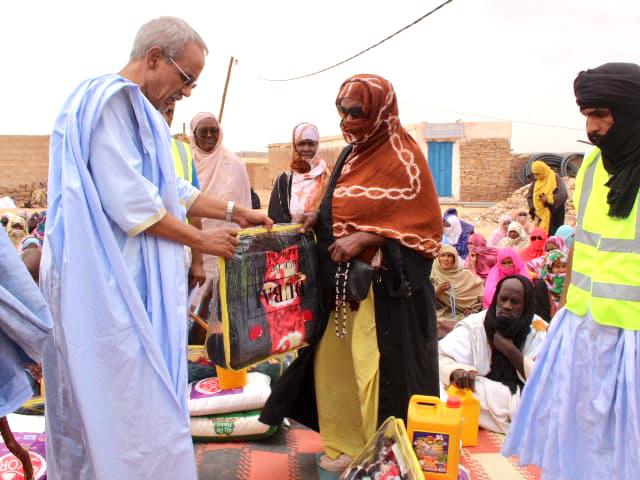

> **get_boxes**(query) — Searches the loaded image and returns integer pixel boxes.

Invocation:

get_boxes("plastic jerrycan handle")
[410,395,442,412]
[447,385,469,398]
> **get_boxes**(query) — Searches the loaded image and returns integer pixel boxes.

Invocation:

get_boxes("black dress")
[267,172,293,223]
[260,146,440,430]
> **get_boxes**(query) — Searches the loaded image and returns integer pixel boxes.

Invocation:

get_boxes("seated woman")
[489,214,512,247]
[483,248,531,308]
[519,227,548,263]
[465,233,498,281]
[497,222,529,252]
[515,210,534,235]
[268,122,331,223]
[443,211,473,259]
[431,245,484,316]
[554,224,575,250]
[439,275,547,433]
[526,234,566,277]
[540,249,567,317]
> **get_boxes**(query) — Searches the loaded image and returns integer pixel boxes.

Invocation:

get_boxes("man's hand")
[292,212,318,233]
[435,282,451,296]
[492,331,517,356]
[450,369,477,391]
[197,226,239,259]
[188,259,206,290]
[232,206,273,229]
[492,331,526,377]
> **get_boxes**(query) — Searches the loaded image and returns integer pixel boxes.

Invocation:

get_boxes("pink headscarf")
[465,233,498,280]
[483,247,531,308]
[545,235,567,253]
[489,214,512,247]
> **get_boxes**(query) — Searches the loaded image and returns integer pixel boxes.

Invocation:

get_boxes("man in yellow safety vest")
[503,63,640,480]
[163,103,206,291]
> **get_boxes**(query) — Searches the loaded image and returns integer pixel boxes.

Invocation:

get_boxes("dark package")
[209,225,321,370]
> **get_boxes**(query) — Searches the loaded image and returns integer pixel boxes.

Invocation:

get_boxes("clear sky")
[3,0,638,153]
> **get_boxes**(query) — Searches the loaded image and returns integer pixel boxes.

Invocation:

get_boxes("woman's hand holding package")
[292,212,318,233]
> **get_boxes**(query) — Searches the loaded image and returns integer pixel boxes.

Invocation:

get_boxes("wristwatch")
[225,200,235,223]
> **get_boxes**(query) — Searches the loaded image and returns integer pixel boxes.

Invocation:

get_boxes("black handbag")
[333,259,375,338]
[336,259,374,303]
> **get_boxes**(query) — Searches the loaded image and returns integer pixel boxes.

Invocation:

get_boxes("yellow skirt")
[314,289,380,459]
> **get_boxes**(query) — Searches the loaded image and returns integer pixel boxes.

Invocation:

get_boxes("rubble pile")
[469,177,577,229]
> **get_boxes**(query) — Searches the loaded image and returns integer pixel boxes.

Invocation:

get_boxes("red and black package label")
[211,229,320,370]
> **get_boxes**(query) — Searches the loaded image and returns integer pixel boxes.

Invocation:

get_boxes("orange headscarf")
[332,74,442,257]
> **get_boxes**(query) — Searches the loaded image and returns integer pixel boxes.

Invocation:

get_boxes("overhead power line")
[400,101,584,131]
[259,0,455,82]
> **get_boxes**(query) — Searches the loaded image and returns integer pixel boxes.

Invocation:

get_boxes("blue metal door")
[428,141,453,197]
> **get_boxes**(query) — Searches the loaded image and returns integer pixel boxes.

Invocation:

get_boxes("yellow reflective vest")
[171,138,193,184]
[566,148,640,328]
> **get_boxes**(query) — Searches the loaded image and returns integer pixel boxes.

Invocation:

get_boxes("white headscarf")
[443,215,462,245]
[289,123,328,216]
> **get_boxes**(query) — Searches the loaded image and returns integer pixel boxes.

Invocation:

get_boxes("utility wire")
[400,101,584,131]
[259,0,455,82]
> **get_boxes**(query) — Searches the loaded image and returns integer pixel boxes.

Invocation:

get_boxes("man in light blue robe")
[42,17,272,479]
[0,227,52,419]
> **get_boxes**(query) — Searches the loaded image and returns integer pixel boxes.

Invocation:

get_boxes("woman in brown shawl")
[261,74,442,472]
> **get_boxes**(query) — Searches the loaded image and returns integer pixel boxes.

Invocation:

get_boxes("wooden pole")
[0,416,33,480]
[218,56,236,123]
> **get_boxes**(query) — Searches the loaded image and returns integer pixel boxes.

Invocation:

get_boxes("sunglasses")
[196,127,220,138]
[531,235,544,241]
[168,56,196,88]
[337,105,365,119]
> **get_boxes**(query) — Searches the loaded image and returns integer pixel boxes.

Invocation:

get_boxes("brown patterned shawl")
[332,74,442,257]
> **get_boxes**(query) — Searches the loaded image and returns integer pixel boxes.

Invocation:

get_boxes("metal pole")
[218,56,236,123]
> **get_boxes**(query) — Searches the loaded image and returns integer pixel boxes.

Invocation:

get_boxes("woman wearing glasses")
[261,74,442,473]
[267,122,331,224]
[189,112,252,319]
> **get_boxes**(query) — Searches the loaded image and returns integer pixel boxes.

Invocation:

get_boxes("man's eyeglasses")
[531,235,544,241]
[168,57,195,88]
[337,105,365,119]
[196,127,220,138]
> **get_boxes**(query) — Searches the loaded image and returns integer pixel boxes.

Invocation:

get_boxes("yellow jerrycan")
[407,395,462,480]
[446,385,480,447]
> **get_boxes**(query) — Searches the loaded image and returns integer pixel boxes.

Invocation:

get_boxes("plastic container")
[215,365,248,390]
[446,385,480,447]
[407,395,462,480]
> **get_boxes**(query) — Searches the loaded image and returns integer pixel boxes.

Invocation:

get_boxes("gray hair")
[129,16,208,61]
